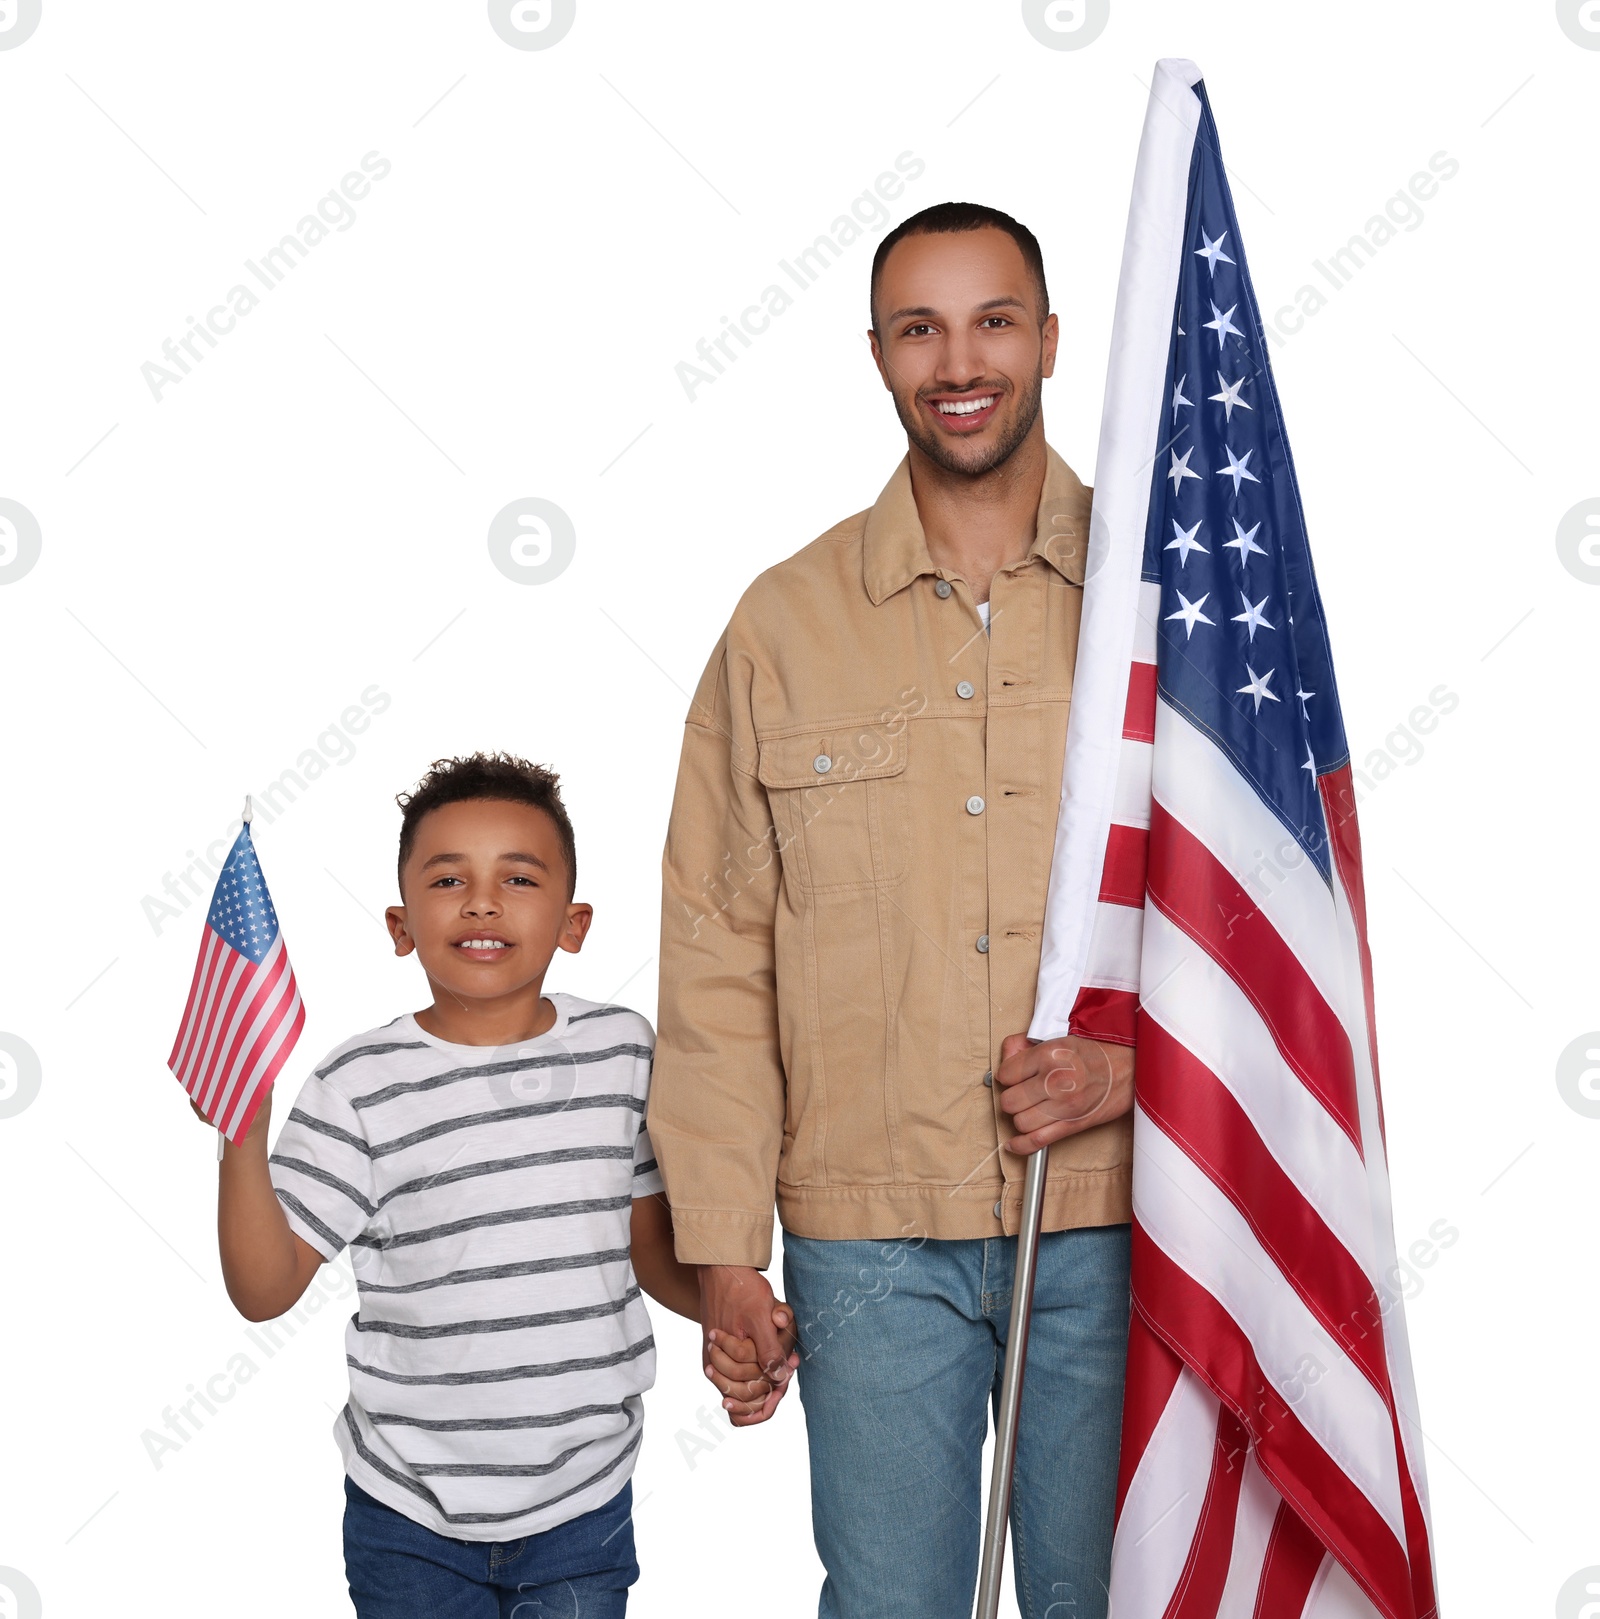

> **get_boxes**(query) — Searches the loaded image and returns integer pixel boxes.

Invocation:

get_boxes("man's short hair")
[870,201,1050,334]
[396,752,577,898]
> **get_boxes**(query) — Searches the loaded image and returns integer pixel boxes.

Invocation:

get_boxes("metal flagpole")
[973,1142,1050,1619]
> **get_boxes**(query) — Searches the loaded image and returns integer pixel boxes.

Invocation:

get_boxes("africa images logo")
[488,0,575,50]
[0,0,41,49]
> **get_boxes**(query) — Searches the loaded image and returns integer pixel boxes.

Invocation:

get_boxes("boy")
[202,753,792,1616]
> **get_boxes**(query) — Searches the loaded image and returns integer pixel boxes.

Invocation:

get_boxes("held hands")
[699,1264,801,1427]
[993,1033,1134,1154]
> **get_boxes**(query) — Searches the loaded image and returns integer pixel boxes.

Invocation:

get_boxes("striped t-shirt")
[267,992,663,1541]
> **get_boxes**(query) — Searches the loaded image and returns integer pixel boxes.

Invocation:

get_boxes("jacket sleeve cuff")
[668,1207,776,1270]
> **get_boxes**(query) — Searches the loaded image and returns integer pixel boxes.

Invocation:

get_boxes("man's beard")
[893,367,1045,478]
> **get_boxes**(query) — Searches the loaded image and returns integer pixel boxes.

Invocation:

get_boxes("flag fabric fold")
[1030,58,1438,1619]
[168,818,305,1144]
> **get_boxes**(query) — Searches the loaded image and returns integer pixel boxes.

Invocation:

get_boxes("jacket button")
[983,1070,993,1087]
[966,795,985,815]
[993,1200,1003,1219]
[976,934,989,953]
[956,680,975,699]
[813,754,832,774]
[934,578,953,599]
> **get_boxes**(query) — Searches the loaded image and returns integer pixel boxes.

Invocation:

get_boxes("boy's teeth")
[936,395,996,416]
[460,939,507,950]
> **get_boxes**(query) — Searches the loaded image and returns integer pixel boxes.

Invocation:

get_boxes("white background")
[0,2,1590,1615]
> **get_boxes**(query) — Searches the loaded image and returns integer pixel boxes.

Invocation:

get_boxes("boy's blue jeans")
[782,1223,1130,1619]
[342,1476,637,1618]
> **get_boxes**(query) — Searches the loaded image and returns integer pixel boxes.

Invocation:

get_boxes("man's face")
[869,227,1058,477]
[385,798,589,1005]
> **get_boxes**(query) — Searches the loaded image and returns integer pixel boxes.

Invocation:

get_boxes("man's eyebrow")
[884,296,1030,326]
[417,850,551,872]
[883,304,940,326]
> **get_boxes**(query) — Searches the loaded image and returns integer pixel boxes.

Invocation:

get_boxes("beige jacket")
[649,447,1134,1268]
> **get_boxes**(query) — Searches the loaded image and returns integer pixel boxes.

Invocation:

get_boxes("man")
[649,202,1134,1619]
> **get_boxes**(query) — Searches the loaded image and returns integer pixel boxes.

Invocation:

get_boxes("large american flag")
[1030,61,1437,1619]
[168,817,305,1144]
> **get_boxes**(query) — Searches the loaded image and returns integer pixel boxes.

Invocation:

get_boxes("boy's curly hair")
[396,753,577,898]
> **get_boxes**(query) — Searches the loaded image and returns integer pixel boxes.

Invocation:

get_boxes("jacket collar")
[861,444,1091,606]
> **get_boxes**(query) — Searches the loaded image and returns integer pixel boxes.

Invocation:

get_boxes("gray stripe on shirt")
[353,1286,641,1338]
[352,1044,651,1111]
[346,1334,653,1387]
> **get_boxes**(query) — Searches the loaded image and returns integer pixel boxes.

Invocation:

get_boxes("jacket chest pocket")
[757,723,909,893]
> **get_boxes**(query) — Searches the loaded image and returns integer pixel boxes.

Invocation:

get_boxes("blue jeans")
[342,1476,637,1618]
[782,1225,1130,1619]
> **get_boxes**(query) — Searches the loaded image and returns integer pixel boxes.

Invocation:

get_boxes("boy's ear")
[385,905,415,957]
[557,902,594,955]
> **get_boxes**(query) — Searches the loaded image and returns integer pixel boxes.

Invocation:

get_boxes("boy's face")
[384,798,590,1004]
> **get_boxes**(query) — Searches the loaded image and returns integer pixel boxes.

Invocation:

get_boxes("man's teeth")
[936,395,997,417]
[459,939,508,951]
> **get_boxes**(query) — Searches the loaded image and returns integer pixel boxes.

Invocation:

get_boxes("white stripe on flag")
[1077,900,1144,993]
[1106,1367,1219,1615]
[1111,738,1154,829]
[1133,579,1162,665]
[1131,1105,1408,1543]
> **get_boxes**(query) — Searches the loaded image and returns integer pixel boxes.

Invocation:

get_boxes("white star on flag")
[1231,592,1274,641]
[1237,663,1280,712]
[1171,373,1192,419]
[1167,447,1201,494]
[1209,371,1252,421]
[1216,444,1261,494]
[1296,683,1315,718]
[1166,519,1206,565]
[1195,227,1236,276]
[1165,590,1214,639]
[1303,741,1317,774]
[1224,517,1266,569]
[1204,299,1244,346]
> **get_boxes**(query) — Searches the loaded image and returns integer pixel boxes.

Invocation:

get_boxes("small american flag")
[168,812,305,1144]
[1032,61,1437,1619]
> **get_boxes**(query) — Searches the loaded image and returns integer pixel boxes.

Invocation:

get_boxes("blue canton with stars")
[206,825,283,963]
[1145,80,1350,882]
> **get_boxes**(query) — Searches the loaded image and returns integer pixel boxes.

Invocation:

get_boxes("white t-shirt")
[978,598,992,631]
[268,992,663,1541]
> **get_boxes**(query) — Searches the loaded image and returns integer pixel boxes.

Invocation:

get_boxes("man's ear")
[1040,310,1060,380]
[385,905,415,957]
[557,902,595,955]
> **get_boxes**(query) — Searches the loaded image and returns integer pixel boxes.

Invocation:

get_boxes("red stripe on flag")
[1132,1227,1417,1619]
[1099,824,1150,907]
[1116,1312,1185,1518]
[1146,801,1363,1155]
[1136,1017,1392,1397]
[1124,661,1158,743]
[1252,1504,1327,1619]
[169,930,220,1074]
[1320,764,1386,1145]
[1165,1405,1251,1619]
[1069,986,1138,1048]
